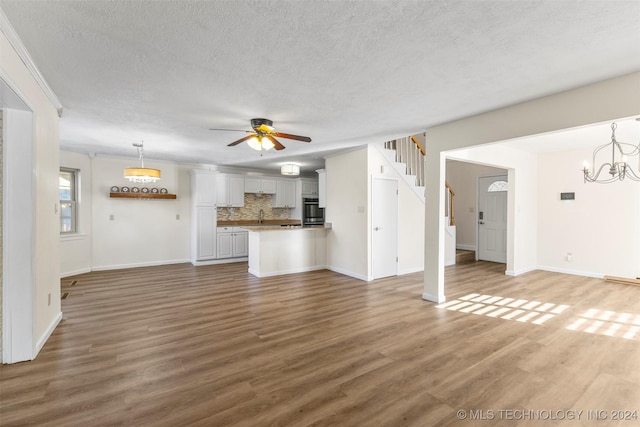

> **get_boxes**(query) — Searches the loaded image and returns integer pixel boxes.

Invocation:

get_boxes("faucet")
[259,209,264,224]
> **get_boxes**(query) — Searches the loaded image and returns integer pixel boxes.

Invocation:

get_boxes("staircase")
[456,249,476,264]
[381,134,457,266]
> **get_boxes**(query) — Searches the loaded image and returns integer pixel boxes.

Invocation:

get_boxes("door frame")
[1,74,36,363]
[476,174,508,263]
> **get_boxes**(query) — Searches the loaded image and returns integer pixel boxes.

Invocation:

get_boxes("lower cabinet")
[216,227,248,259]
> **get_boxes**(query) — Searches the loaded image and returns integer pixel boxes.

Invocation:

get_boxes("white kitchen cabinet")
[216,227,248,259]
[316,169,326,208]
[273,179,296,208]
[217,174,245,207]
[191,171,217,206]
[245,177,277,194]
[193,206,217,261]
[232,231,248,257]
[190,171,218,263]
[301,179,318,196]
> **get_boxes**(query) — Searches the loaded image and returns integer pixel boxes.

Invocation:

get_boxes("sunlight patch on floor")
[565,308,640,341]
[437,293,568,325]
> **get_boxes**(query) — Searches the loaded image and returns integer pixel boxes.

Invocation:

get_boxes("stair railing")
[383,134,455,226]
[445,181,455,226]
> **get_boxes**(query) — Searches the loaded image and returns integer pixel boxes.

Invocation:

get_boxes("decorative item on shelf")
[131,187,140,193]
[151,188,159,194]
[281,163,300,176]
[160,188,168,194]
[111,186,120,192]
[124,141,161,183]
[121,186,130,192]
[582,120,640,183]
[141,187,149,193]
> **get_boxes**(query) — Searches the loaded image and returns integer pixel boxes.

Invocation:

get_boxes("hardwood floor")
[1,262,639,426]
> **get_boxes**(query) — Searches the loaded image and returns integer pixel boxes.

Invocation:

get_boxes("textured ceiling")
[1,0,639,173]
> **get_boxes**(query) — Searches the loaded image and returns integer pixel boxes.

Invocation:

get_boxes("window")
[487,180,508,192]
[59,168,78,233]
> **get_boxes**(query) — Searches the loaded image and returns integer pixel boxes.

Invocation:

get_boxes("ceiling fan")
[211,118,311,151]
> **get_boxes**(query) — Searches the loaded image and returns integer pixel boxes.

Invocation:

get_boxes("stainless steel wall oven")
[303,198,324,225]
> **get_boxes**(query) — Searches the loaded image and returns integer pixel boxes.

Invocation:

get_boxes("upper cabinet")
[273,179,296,208]
[217,174,245,207]
[316,169,326,208]
[191,171,217,206]
[245,177,277,194]
[300,179,319,196]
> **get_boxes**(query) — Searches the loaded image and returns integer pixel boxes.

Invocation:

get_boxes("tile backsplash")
[217,193,291,221]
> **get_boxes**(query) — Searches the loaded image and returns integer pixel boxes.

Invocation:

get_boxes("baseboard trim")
[35,311,62,358]
[505,266,537,276]
[192,257,248,267]
[92,259,191,272]
[326,266,369,282]
[536,265,604,279]
[456,244,476,251]
[247,265,327,278]
[422,292,446,304]
[60,267,91,278]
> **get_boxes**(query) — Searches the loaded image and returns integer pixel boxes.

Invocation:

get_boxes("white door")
[372,178,398,279]
[478,175,508,263]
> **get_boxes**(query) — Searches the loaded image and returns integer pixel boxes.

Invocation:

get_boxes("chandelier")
[582,121,640,183]
[124,142,161,183]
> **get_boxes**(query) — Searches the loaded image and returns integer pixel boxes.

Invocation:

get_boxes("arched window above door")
[487,180,508,192]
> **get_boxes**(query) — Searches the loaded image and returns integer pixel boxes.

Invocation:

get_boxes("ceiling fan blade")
[273,132,311,143]
[227,134,256,146]
[266,135,286,151]
[210,128,252,132]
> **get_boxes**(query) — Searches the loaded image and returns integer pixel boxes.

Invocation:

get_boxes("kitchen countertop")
[217,219,302,227]
[243,224,332,232]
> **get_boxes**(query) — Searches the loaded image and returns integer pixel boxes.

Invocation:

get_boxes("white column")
[423,149,446,303]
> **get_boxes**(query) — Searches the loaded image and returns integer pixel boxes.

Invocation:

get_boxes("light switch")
[109,214,115,220]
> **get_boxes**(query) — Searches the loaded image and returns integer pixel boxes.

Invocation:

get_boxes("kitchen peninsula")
[246,224,331,278]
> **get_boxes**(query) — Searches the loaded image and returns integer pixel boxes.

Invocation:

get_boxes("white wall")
[325,148,369,280]
[445,161,506,250]
[90,157,191,270]
[537,147,640,279]
[59,151,92,277]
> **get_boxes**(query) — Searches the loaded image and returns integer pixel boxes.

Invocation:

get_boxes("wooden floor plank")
[1,261,639,426]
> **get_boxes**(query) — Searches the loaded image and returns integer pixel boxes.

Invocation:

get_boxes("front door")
[478,175,508,263]
[372,178,398,279]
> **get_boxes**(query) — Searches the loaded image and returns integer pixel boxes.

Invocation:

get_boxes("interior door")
[478,175,508,263]
[372,178,398,279]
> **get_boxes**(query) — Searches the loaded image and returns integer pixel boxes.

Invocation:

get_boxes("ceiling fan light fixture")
[281,163,300,176]
[262,136,275,150]
[247,135,274,151]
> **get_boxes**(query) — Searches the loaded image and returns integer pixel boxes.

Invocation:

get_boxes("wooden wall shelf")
[110,192,176,200]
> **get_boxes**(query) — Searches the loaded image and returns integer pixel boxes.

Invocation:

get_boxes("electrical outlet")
[566,252,573,262]
[109,214,115,220]
[176,214,180,220]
